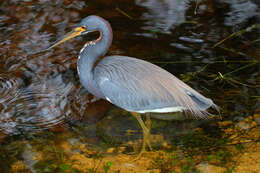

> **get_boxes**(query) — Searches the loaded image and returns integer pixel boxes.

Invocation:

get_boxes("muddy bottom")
[4,111,259,173]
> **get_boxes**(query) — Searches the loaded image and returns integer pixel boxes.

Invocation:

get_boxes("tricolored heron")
[47,15,217,156]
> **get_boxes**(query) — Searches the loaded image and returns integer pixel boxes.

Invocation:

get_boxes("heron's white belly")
[105,96,185,113]
[135,106,185,113]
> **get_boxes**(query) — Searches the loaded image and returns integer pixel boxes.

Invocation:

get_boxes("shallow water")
[0,0,259,172]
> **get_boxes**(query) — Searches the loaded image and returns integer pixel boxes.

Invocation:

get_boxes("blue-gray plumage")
[94,56,214,115]
[75,15,216,118]
[47,15,218,156]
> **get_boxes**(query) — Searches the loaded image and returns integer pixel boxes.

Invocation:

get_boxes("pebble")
[235,121,250,130]
[107,147,115,153]
[218,121,233,127]
[196,162,226,173]
[162,142,170,149]
[118,147,126,153]
[233,116,244,122]
[253,113,260,124]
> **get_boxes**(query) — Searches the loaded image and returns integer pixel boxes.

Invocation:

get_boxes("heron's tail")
[186,90,219,118]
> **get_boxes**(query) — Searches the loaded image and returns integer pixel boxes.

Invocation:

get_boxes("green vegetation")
[235,144,244,151]
[104,161,114,173]
[215,150,232,163]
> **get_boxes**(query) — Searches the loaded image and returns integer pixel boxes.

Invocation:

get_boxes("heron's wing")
[94,56,216,118]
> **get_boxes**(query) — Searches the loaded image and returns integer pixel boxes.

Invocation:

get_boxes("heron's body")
[47,15,218,156]
[76,16,215,118]
[80,55,213,115]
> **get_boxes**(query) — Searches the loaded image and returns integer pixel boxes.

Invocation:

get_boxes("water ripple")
[0,72,75,136]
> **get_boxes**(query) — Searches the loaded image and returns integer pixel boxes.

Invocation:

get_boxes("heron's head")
[46,15,103,50]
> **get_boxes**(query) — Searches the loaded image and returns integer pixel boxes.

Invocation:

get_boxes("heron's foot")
[132,131,152,161]
[130,112,153,160]
[143,127,153,150]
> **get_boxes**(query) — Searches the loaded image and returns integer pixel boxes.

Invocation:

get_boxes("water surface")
[0,0,259,172]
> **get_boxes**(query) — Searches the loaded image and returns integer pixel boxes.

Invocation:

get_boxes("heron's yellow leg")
[145,113,151,131]
[130,112,152,157]
[145,113,152,150]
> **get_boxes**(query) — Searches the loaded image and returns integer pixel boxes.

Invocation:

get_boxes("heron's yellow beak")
[46,26,86,50]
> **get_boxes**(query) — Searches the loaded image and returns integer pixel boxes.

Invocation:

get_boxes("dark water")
[0,0,259,172]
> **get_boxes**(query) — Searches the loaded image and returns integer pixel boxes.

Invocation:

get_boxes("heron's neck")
[77,19,113,98]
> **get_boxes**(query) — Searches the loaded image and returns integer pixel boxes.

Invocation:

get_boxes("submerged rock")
[196,162,226,173]
[235,121,250,130]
